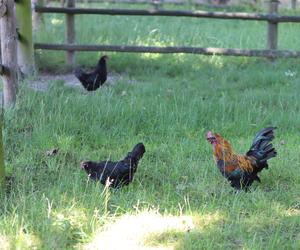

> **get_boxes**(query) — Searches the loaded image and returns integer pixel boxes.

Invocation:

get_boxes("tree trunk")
[0,119,4,193]
[291,0,297,9]
[15,0,35,75]
[0,0,17,107]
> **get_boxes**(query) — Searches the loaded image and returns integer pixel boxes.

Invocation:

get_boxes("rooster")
[80,143,145,188]
[206,127,277,190]
[74,55,108,91]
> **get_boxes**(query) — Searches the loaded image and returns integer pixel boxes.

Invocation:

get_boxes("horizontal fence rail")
[57,0,233,9]
[68,0,223,4]
[34,43,300,58]
[34,1,300,62]
[34,6,300,22]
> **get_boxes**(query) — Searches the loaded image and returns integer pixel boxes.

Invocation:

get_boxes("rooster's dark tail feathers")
[246,127,277,172]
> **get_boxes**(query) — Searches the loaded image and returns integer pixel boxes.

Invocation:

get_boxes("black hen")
[74,55,108,91]
[80,143,146,188]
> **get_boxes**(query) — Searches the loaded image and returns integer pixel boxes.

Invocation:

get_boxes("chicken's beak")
[206,131,216,144]
[80,161,87,169]
[206,131,213,140]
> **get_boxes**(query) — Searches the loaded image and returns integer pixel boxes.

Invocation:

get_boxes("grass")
[1,2,300,249]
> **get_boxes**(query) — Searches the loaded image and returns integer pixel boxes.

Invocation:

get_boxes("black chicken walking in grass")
[74,55,108,91]
[206,127,277,190]
[80,143,146,188]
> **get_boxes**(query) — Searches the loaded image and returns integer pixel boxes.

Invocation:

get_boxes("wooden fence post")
[267,1,279,53]
[15,0,35,75]
[66,0,75,68]
[0,0,17,107]
[32,0,44,33]
[152,0,162,10]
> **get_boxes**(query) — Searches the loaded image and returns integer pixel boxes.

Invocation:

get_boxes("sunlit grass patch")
[83,211,193,250]
[144,211,223,249]
[50,18,63,26]
[14,231,41,250]
[0,234,10,250]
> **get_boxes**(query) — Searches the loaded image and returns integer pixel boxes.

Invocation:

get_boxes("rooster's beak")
[206,131,216,143]
[206,131,214,140]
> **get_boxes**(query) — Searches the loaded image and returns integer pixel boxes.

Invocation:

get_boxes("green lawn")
[1,2,300,250]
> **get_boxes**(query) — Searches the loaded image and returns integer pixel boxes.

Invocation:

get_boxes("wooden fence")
[50,0,234,9]
[34,0,300,65]
[0,1,298,105]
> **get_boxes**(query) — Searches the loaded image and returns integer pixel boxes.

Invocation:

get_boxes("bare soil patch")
[27,72,136,92]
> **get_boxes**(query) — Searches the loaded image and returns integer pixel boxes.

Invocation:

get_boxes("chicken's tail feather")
[246,127,277,173]
[123,143,146,170]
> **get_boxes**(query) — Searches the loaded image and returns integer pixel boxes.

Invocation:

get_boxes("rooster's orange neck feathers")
[211,134,254,173]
